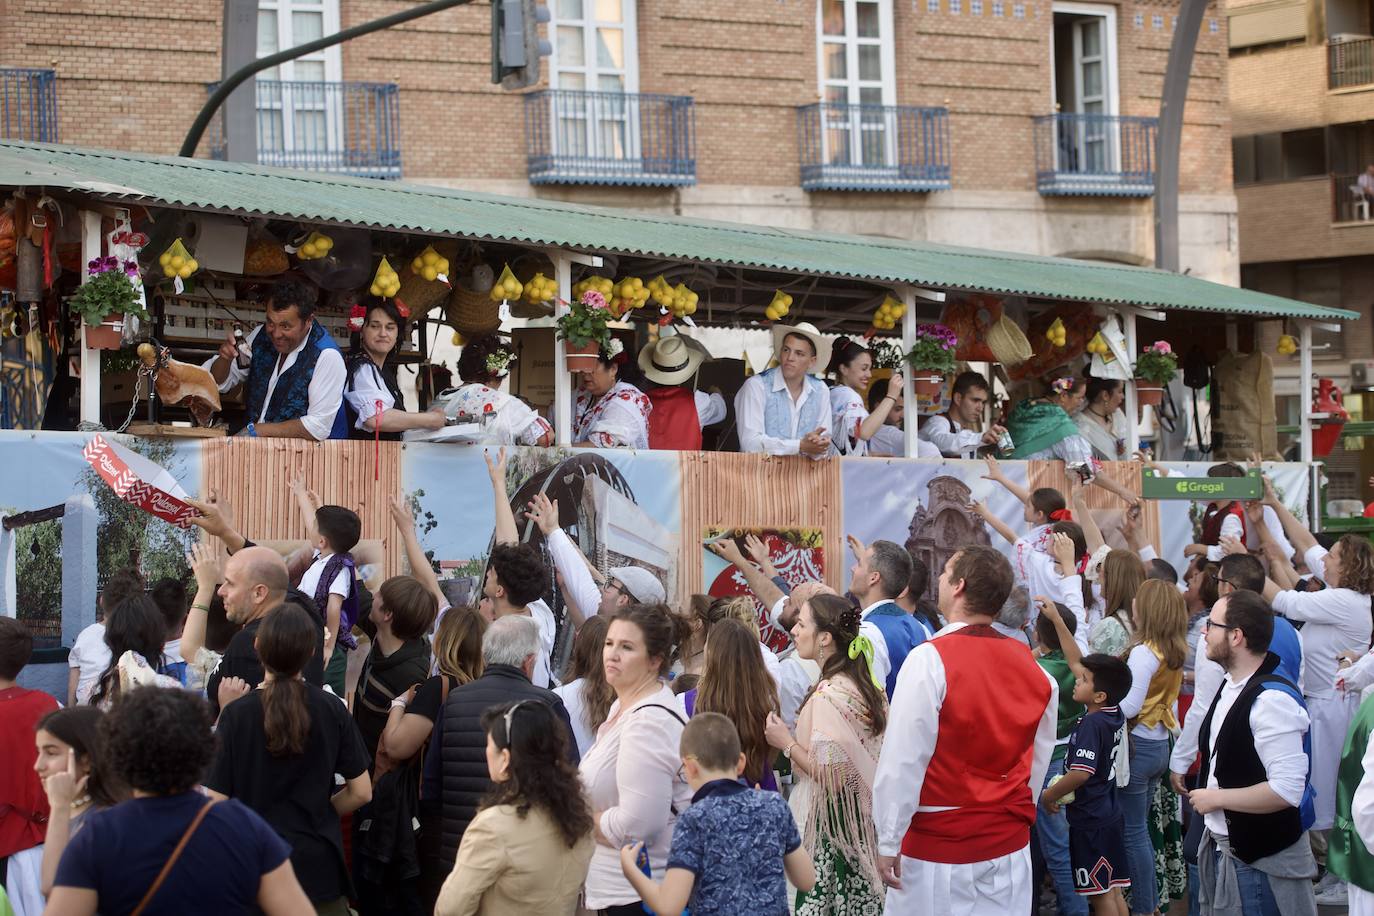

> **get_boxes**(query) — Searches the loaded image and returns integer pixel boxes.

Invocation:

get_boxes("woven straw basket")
[395,240,463,315]
[986,314,1034,367]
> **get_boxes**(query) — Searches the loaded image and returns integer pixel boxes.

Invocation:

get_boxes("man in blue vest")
[205,278,348,439]
[733,322,832,459]
[850,538,930,698]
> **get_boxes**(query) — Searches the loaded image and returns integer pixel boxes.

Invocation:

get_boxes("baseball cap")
[608,565,666,604]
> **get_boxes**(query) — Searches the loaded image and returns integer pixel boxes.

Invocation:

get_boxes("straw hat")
[770,322,831,375]
[639,334,705,386]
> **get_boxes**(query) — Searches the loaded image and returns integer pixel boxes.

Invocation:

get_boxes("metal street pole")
[1153,0,1210,272]
[220,0,258,163]
[182,0,475,159]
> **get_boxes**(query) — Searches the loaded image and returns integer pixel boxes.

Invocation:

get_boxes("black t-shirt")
[408,674,458,724]
[207,599,326,717]
[205,683,370,903]
[53,793,290,915]
[353,638,432,765]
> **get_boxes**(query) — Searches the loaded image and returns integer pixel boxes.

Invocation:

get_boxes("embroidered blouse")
[574,381,651,449]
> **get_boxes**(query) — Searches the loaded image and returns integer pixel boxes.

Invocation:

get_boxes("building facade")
[1,0,1234,281]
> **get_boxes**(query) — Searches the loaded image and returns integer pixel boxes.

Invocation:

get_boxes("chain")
[112,369,148,434]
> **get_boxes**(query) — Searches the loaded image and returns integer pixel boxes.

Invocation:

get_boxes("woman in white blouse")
[1073,375,1130,462]
[443,334,553,446]
[578,603,693,914]
[344,299,446,439]
[574,346,652,450]
[824,337,903,457]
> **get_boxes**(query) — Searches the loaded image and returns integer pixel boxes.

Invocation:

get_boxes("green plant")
[555,289,613,350]
[1133,340,1179,384]
[69,256,149,327]
[903,323,959,373]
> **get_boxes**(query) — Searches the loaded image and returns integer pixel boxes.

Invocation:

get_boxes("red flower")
[483,403,494,413]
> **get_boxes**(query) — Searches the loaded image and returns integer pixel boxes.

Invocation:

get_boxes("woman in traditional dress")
[1073,375,1130,462]
[764,592,887,915]
[573,341,651,449]
[824,337,903,457]
[440,333,553,446]
[1009,375,1139,503]
[344,299,447,438]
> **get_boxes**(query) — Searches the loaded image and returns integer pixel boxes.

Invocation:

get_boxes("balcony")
[1330,37,1374,89]
[797,103,950,192]
[0,68,58,143]
[524,90,695,187]
[207,80,401,180]
[1034,113,1157,197]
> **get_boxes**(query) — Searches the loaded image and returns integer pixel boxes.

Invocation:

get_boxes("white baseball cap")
[608,565,666,604]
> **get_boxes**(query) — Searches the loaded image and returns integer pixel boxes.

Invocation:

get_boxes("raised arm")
[982,455,1031,507]
[185,490,248,554]
[707,538,784,611]
[1090,471,1141,507]
[288,473,321,544]
[1069,478,1106,554]
[527,492,599,628]
[1045,538,1086,677]
[181,541,223,663]
[485,448,518,547]
[969,499,1019,546]
[1252,502,1301,590]
[858,371,904,442]
[1263,474,1318,555]
[388,495,445,610]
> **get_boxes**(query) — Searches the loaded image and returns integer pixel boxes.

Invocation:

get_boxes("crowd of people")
[4,435,1374,916]
[203,279,1153,472]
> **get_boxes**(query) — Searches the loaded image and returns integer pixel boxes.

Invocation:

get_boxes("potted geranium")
[556,289,613,371]
[70,256,149,350]
[904,322,959,398]
[1133,340,1178,407]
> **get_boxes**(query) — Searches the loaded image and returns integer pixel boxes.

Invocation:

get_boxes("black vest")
[1197,652,1304,863]
[437,666,574,868]
[344,353,405,441]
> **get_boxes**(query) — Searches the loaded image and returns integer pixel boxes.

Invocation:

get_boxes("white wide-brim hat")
[638,334,706,386]
[770,322,831,376]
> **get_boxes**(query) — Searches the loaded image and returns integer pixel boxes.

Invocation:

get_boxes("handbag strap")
[131,798,219,916]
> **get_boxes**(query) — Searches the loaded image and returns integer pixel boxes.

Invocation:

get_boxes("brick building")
[1228,0,1374,420]
[0,0,1235,281]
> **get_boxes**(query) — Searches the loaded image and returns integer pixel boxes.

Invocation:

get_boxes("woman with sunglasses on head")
[436,699,595,915]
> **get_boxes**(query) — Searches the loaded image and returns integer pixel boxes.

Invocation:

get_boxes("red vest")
[646,386,702,451]
[902,625,1052,864]
[1201,501,1247,546]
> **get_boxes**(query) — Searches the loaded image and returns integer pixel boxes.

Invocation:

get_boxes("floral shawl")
[574,380,651,449]
[448,383,552,446]
[790,674,886,899]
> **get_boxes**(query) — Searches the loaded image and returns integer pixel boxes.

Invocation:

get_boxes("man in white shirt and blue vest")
[734,322,832,459]
[850,538,931,698]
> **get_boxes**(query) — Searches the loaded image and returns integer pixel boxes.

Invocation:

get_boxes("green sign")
[1139,468,1263,501]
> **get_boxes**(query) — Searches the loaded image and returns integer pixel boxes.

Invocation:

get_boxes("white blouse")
[344,360,398,431]
[829,385,869,457]
[574,381,652,449]
[445,383,552,446]
[578,682,693,909]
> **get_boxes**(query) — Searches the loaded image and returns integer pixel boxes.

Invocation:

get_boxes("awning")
[0,139,1356,321]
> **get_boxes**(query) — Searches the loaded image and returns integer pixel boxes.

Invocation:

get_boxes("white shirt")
[553,677,596,758]
[1272,544,1373,700]
[1171,635,1229,774]
[918,414,984,458]
[829,386,870,457]
[546,528,602,624]
[776,653,816,730]
[872,620,1058,856]
[69,622,110,705]
[1201,667,1311,836]
[733,370,832,459]
[693,390,726,428]
[869,423,942,459]
[858,599,896,689]
[204,323,346,441]
[579,683,693,909]
[344,359,397,431]
[524,599,557,689]
[298,551,351,603]
[1120,644,1170,740]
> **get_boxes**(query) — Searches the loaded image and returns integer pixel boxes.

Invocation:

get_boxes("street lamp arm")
[181,0,476,158]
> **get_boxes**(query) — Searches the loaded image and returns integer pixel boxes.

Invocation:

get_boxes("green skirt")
[795,835,885,916]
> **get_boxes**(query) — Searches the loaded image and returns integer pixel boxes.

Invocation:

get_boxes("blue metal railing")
[1033,113,1157,196]
[524,90,695,186]
[0,69,58,143]
[206,80,402,180]
[797,102,950,192]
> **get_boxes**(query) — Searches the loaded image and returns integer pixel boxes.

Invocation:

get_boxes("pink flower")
[580,290,608,311]
[1151,341,1172,355]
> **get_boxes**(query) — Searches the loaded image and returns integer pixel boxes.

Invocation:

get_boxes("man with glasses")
[525,491,666,629]
[1187,590,1317,915]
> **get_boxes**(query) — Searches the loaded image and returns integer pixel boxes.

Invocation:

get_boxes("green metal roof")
[0,140,1355,321]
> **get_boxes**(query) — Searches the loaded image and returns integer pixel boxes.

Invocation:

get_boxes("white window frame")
[547,0,641,168]
[1049,1,1120,174]
[815,0,898,169]
[257,0,343,166]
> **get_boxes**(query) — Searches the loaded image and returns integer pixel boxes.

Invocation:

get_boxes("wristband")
[246,421,258,438]
[191,603,211,614]
[390,697,408,710]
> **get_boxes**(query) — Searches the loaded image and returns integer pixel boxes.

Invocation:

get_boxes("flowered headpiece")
[1050,376,1077,395]
[602,337,626,364]
[485,347,514,376]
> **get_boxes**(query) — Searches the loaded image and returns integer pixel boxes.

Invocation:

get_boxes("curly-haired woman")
[763,593,888,915]
[435,699,595,915]
[44,687,314,916]
[442,333,553,446]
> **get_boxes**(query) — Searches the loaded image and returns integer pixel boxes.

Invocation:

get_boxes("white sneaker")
[1315,881,1349,906]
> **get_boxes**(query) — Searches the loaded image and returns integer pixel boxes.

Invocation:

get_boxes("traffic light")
[491,0,552,90]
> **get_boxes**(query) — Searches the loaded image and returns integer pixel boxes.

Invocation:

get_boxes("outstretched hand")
[706,538,745,566]
[484,447,508,486]
[389,494,415,532]
[525,492,560,537]
[981,454,1005,481]
[187,541,222,593]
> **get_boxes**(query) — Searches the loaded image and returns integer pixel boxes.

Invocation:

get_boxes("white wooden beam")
[551,251,575,446]
[79,210,103,426]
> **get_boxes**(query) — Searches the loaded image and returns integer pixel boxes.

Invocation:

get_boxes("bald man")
[206,545,326,716]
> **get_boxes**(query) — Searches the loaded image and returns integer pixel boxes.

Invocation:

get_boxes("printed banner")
[82,434,200,528]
